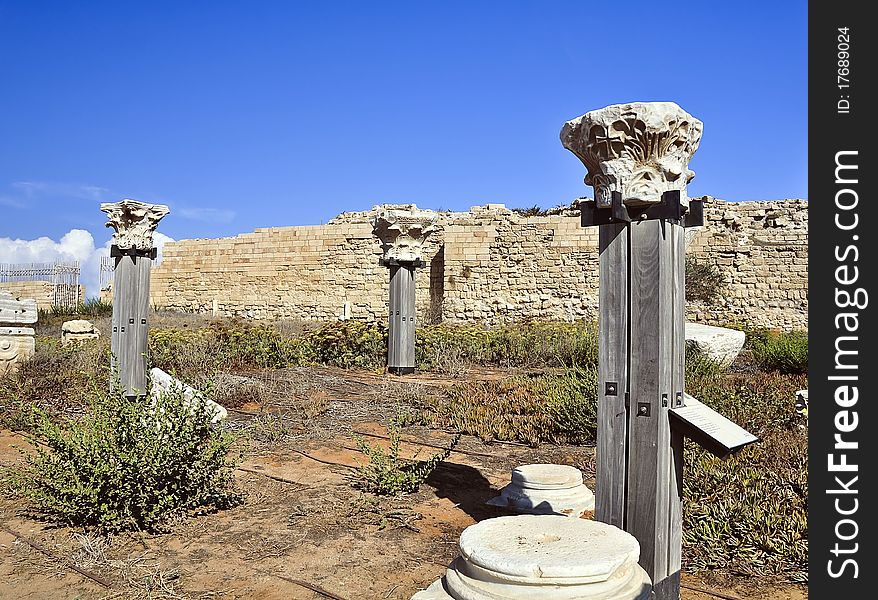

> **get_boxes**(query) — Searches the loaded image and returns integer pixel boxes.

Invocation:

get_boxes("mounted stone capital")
[371,204,438,265]
[561,102,702,208]
[100,199,170,250]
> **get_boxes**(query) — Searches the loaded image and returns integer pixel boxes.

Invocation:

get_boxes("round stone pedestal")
[487,464,595,517]
[412,515,651,600]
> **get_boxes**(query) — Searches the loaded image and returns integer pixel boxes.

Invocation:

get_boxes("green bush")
[685,257,726,304]
[39,298,114,319]
[428,366,598,446]
[684,428,807,581]
[309,320,386,369]
[352,406,458,495]
[9,383,243,532]
[683,370,807,582]
[416,321,598,371]
[208,322,313,369]
[749,329,808,374]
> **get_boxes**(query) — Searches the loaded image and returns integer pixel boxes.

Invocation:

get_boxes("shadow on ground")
[426,461,506,522]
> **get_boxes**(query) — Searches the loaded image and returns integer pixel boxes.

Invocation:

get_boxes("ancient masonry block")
[0,291,37,377]
[561,102,702,208]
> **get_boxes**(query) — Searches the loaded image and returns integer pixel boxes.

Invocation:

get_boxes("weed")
[352,405,458,495]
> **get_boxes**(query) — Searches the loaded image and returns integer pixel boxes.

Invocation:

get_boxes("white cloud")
[11,181,111,201]
[178,207,236,223]
[0,230,174,299]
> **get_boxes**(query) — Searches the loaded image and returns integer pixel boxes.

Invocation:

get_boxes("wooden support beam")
[596,222,629,528]
[387,263,416,374]
[625,219,685,600]
[110,251,153,397]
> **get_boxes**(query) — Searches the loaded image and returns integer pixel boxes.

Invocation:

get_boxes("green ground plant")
[685,257,726,304]
[8,382,243,532]
[352,405,459,495]
[426,365,598,446]
[747,329,808,374]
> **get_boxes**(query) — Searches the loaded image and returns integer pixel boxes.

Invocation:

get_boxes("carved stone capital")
[371,205,438,264]
[561,102,702,208]
[100,199,170,250]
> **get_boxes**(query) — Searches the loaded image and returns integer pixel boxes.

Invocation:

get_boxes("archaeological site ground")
[0,103,808,600]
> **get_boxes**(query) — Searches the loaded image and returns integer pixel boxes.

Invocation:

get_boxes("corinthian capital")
[561,102,702,208]
[100,200,170,250]
[371,205,438,264]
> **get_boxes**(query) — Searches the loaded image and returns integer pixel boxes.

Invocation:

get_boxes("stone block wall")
[0,281,85,311]
[686,197,808,330]
[149,197,808,330]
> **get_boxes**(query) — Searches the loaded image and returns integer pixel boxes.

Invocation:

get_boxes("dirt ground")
[0,366,807,600]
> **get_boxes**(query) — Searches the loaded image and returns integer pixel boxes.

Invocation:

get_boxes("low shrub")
[352,406,459,495]
[683,428,807,581]
[9,383,243,532]
[748,329,808,374]
[427,366,598,446]
[417,321,598,371]
[0,337,110,422]
[309,320,386,369]
[685,257,726,304]
[683,369,807,582]
[39,298,114,319]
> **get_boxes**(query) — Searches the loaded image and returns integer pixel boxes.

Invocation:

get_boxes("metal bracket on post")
[580,191,704,228]
[110,245,158,260]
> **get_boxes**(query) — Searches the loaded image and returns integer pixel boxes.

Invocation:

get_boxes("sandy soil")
[0,366,806,600]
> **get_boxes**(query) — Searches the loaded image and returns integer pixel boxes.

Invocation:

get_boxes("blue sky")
[1,0,806,250]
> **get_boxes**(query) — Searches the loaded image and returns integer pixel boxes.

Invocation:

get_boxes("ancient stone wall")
[150,197,808,330]
[0,281,86,311]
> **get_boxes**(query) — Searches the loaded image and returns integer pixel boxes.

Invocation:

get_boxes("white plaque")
[669,393,759,458]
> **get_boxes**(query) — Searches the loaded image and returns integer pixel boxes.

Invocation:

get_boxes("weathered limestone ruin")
[101,199,169,396]
[560,102,703,208]
[0,291,37,377]
[487,464,595,517]
[61,319,101,347]
[372,205,438,374]
[149,368,228,424]
[149,197,807,330]
[412,515,651,599]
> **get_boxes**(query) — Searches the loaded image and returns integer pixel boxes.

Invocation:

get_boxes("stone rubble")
[61,319,101,346]
[149,367,228,424]
[684,322,747,365]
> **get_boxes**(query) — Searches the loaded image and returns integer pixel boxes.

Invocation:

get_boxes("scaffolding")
[0,261,82,308]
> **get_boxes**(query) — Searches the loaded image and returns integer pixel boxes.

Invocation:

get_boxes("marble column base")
[412,515,652,600]
[487,464,595,517]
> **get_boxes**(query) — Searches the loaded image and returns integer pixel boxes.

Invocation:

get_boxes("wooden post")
[100,200,169,398]
[596,222,628,528]
[625,218,685,598]
[387,263,417,374]
[563,103,756,600]
[371,205,438,376]
[110,247,154,397]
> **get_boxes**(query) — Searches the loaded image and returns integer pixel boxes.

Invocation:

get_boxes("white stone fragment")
[149,367,228,423]
[412,515,652,600]
[100,199,170,250]
[0,326,35,377]
[685,322,746,366]
[561,102,702,208]
[371,204,438,264]
[487,464,595,517]
[61,319,101,346]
